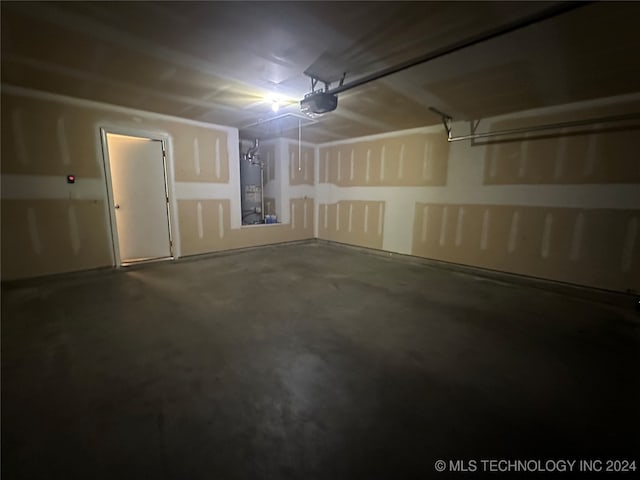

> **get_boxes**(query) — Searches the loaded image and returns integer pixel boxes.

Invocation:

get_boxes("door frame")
[99,126,177,267]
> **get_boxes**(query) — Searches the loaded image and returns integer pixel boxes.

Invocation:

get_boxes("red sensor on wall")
[66,174,76,184]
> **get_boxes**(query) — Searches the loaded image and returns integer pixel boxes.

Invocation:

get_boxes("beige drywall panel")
[313,95,639,293]
[1,92,232,182]
[1,90,235,279]
[288,198,314,235]
[318,201,384,250]
[1,199,113,279]
[1,95,101,177]
[173,126,229,182]
[177,199,232,255]
[262,143,276,185]
[178,198,314,256]
[288,144,315,185]
[233,208,314,248]
[483,101,640,185]
[412,203,639,293]
[318,132,448,186]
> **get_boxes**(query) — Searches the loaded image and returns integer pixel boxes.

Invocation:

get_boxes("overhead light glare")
[266,93,281,113]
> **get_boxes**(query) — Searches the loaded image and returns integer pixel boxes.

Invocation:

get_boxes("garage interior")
[1,1,639,478]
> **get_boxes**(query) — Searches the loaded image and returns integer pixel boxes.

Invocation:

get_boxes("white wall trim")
[98,126,179,265]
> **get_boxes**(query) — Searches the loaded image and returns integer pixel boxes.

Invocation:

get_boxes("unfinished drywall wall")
[318,132,448,186]
[173,126,229,183]
[318,201,385,250]
[177,198,313,256]
[1,199,112,279]
[412,203,637,292]
[261,142,276,186]
[3,86,635,292]
[483,99,640,185]
[316,94,640,293]
[1,88,314,280]
[289,143,315,185]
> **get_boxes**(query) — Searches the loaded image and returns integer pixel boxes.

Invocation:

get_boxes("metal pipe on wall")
[240,138,264,225]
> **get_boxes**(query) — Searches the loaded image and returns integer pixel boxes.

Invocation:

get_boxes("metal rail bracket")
[429,107,453,140]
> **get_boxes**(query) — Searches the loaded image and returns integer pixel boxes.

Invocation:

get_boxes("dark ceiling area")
[2,1,639,142]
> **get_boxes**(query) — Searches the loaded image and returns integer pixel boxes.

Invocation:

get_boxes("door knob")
[114,204,120,209]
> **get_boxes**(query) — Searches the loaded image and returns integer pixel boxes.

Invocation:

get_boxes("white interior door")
[107,133,172,263]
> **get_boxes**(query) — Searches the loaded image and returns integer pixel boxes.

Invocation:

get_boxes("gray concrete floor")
[2,242,639,479]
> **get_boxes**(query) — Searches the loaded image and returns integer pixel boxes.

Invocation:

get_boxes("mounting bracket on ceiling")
[306,72,347,94]
[470,119,482,135]
[429,108,640,143]
[429,107,453,141]
[309,75,320,93]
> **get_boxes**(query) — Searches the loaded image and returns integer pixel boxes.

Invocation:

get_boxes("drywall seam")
[196,202,204,239]
[621,217,637,272]
[26,207,42,255]
[193,137,201,176]
[365,205,370,234]
[554,128,568,180]
[56,117,71,166]
[583,125,599,177]
[480,208,490,250]
[508,211,519,254]
[569,212,585,261]
[67,204,81,254]
[218,204,225,239]
[455,207,465,247]
[541,213,553,258]
[11,108,29,166]
[215,138,221,179]
[439,206,448,247]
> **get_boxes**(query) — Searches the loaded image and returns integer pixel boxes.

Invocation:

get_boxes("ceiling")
[2,1,639,143]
